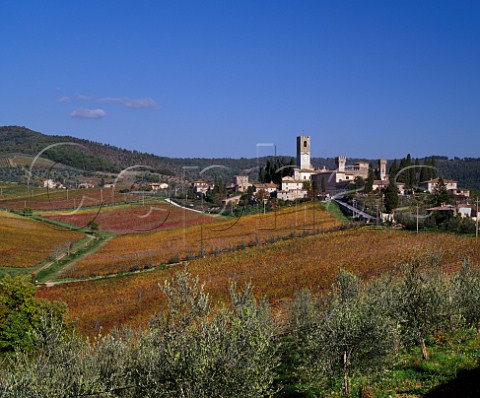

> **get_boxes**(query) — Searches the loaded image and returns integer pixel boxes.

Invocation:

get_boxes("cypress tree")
[411,158,420,188]
[397,158,407,183]
[431,157,437,178]
[389,160,398,181]
[430,177,451,206]
[365,166,375,194]
[419,157,431,182]
[384,178,399,213]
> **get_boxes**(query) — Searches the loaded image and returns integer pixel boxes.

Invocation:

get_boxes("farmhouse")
[148,182,169,191]
[281,176,304,191]
[78,182,95,189]
[277,189,308,201]
[43,179,65,189]
[234,175,252,192]
[420,178,458,194]
[192,180,212,194]
[253,183,277,195]
[457,204,477,219]
[450,187,470,199]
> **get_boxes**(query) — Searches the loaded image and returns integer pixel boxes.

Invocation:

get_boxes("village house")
[450,187,470,199]
[222,195,242,206]
[234,175,252,192]
[426,203,457,216]
[192,180,212,194]
[371,180,406,196]
[43,179,65,189]
[147,182,169,191]
[420,178,458,194]
[252,183,278,198]
[457,204,476,219]
[78,182,95,189]
[281,176,305,191]
[277,189,308,201]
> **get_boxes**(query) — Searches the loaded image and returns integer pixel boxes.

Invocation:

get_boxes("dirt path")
[36,234,96,274]
[37,234,114,285]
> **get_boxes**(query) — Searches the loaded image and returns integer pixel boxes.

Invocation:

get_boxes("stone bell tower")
[379,159,387,180]
[296,136,313,170]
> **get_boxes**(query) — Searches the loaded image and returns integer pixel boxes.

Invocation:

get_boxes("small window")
[304,140,307,148]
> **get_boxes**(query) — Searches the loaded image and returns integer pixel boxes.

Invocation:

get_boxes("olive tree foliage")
[0,271,280,398]
[0,315,96,398]
[289,271,394,396]
[121,270,281,398]
[451,260,480,335]
[387,255,452,361]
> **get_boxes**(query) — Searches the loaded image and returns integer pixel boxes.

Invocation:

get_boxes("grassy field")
[39,200,216,234]
[59,201,341,278]
[37,227,480,335]
[0,210,84,268]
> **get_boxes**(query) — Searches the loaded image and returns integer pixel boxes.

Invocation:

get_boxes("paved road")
[165,198,205,214]
[332,198,377,221]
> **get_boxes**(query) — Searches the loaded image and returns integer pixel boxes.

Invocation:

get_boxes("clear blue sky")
[1,1,479,159]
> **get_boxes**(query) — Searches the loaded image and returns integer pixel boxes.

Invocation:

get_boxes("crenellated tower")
[336,155,347,172]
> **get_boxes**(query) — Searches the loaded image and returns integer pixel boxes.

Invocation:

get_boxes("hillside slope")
[0,126,176,174]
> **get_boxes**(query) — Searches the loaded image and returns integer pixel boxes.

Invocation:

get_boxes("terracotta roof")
[457,204,476,209]
[427,204,456,211]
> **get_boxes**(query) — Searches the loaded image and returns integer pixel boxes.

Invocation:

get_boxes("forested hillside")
[0,126,175,175]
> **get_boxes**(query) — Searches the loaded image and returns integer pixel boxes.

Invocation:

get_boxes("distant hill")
[1,126,479,190]
[0,126,176,175]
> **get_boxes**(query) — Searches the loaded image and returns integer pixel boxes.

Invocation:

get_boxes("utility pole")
[416,203,419,234]
[380,183,383,224]
[200,223,203,256]
[476,197,479,242]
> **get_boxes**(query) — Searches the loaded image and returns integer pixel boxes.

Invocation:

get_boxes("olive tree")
[126,270,280,398]
[451,260,480,335]
[290,271,394,396]
[389,256,449,360]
